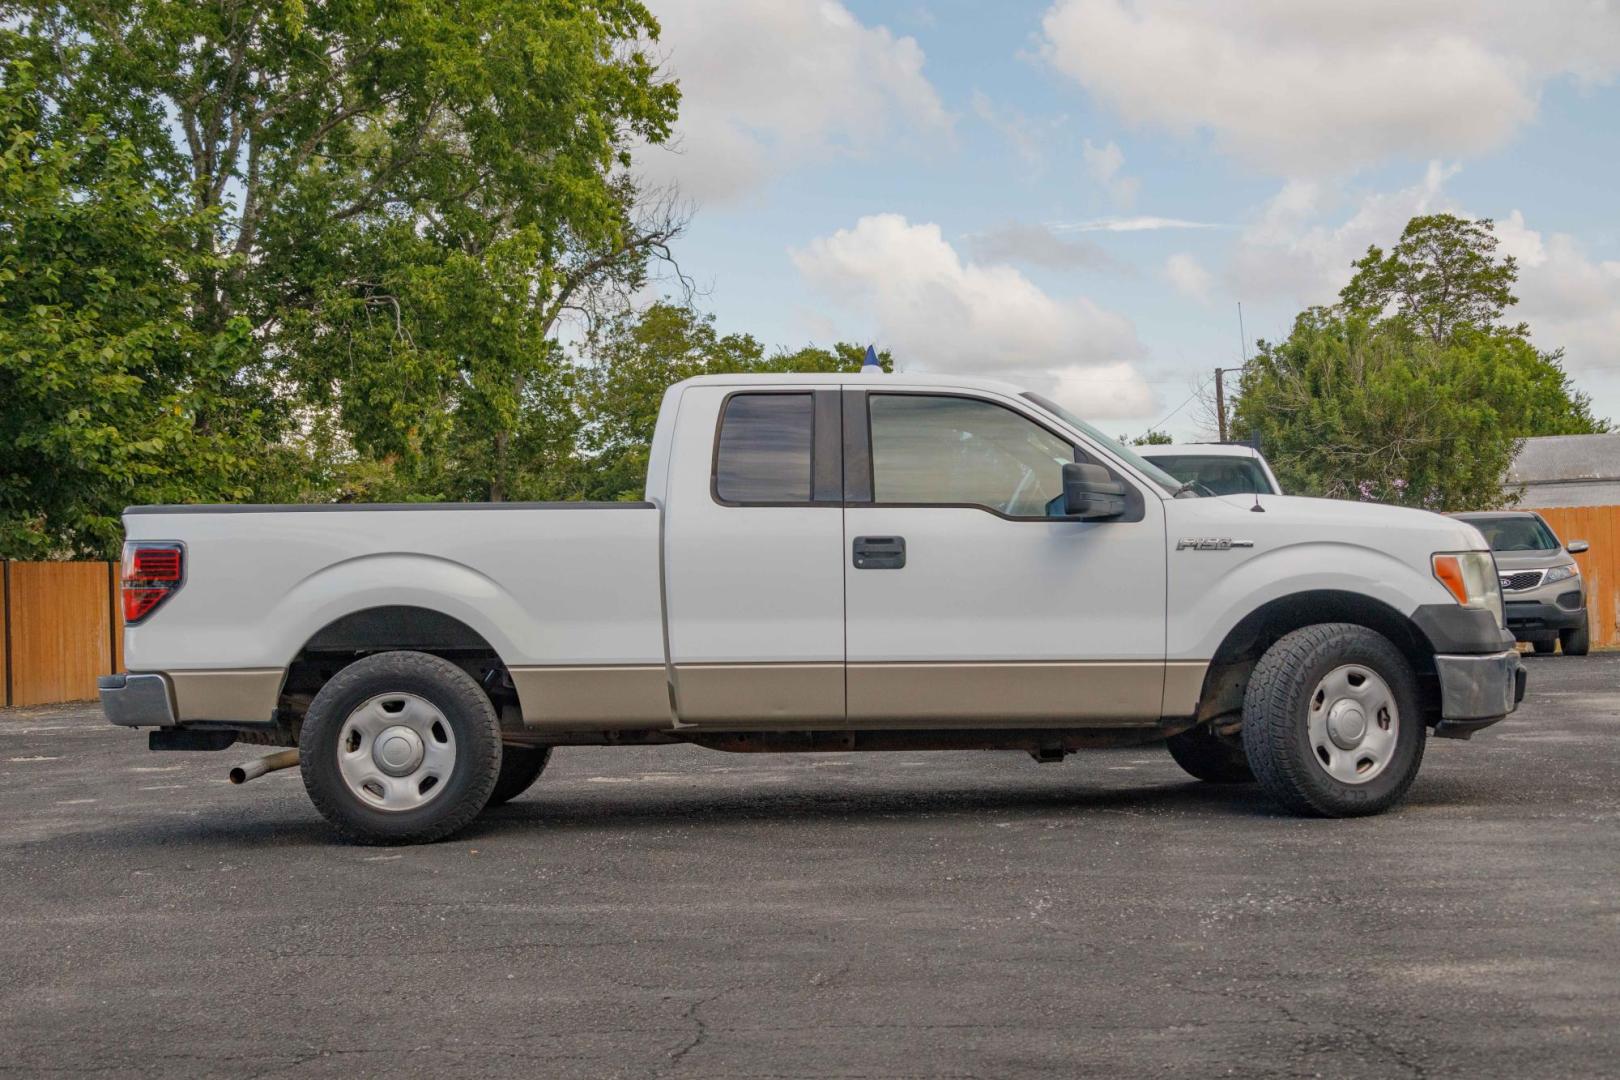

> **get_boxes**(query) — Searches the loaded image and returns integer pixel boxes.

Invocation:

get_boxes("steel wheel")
[336,692,457,812]
[1305,664,1398,785]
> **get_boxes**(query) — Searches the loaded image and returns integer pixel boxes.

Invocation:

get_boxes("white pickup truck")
[100,372,1525,843]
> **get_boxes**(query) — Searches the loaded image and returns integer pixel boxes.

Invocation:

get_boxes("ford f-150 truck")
[100,372,1526,843]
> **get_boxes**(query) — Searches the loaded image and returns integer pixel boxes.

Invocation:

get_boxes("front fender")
[1169,541,1455,660]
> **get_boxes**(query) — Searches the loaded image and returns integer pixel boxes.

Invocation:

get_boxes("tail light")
[121,542,185,624]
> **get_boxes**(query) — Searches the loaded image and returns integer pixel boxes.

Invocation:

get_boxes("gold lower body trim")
[167,669,285,723]
[846,660,1179,727]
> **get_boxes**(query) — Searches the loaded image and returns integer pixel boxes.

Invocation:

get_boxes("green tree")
[1233,313,1603,510]
[1232,214,1605,510]
[0,62,299,557]
[1339,213,1519,343]
[4,0,682,519]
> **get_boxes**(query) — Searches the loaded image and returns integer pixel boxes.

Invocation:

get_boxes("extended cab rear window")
[713,393,814,504]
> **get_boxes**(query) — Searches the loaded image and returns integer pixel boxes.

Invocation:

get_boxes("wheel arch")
[1195,590,1440,725]
[278,605,522,728]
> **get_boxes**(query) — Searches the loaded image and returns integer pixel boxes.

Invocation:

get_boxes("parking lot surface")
[2,653,1618,1079]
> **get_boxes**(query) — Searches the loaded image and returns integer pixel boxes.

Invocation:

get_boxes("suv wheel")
[1242,623,1425,817]
[1560,616,1590,657]
[299,651,502,844]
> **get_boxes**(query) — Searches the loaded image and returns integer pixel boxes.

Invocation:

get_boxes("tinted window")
[1466,515,1560,552]
[869,394,1075,516]
[1147,454,1274,495]
[714,393,813,503]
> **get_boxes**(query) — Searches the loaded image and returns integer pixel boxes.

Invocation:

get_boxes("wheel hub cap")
[373,725,425,776]
[1326,701,1368,749]
[335,692,457,812]
[1306,664,1399,786]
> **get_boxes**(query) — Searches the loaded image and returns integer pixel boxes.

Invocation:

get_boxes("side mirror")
[1567,540,1589,554]
[1061,462,1127,520]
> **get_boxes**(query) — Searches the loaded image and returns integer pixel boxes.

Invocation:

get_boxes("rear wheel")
[1560,616,1590,657]
[486,746,552,807]
[1242,623,1425,817]
[1165,726,1253,783]
[299,651,502,844]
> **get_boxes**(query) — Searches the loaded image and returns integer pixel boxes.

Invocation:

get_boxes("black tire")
[1532,638,1557,655]
[486,746,552,807]
[298,651,502,844]
[1165,726,1254,783]
[1242,623,1426,817]
[1560,617,1590,657]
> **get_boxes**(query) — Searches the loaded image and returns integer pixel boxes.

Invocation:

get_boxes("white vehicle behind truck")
[101,372,1525,843]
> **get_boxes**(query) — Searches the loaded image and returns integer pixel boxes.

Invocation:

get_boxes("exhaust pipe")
[229,748,300,785]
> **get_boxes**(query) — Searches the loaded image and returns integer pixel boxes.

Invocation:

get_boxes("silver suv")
[1453,511,1590,656]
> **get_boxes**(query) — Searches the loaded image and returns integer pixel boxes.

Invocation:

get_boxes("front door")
[841,389,1168,726]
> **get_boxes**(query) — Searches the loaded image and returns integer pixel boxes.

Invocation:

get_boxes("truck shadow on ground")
[56,770,1506,852]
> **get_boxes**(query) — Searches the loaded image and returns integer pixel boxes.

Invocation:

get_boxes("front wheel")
[1560,617,1590,657]
[299,651,503,844]
[1242,624,1425,817]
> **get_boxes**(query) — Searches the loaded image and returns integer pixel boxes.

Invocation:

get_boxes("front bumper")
[1432,649,1525,738]
[1503,596,1585,637]
[98,673,176,728]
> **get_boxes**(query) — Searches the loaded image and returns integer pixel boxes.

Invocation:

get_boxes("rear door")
[661,385,847,725]
[841,389,1169,726]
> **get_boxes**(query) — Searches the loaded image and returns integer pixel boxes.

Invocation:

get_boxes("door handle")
[852,535,906,569]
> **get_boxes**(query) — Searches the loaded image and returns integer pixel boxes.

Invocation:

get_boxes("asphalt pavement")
[2,653,1618,1079]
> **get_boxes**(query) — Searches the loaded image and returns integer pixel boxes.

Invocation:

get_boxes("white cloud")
[964,221,1117,270]
[639,0,949,201]
[1040,0,1620,175]
[1231,161,1458,306]
[1502,220,1620,380]
[1164,253,1213,305]
[1054,215,1221,232]
[791,213,1156,418]
[1081,139,1139,208]
[1229,169,1620,392]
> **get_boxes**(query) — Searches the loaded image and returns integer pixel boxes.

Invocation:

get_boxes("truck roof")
[669,371,1033,396]
[1138,443,1264,460]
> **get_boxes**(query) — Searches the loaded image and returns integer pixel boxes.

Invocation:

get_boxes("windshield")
[1143,454,1275,496]
[1465,515,1561,552]
[1022,393,1184,495]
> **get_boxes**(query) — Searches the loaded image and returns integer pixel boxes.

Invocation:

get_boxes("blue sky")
[638,0,1620,439]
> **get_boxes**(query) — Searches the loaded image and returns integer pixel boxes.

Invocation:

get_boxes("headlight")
[1433,551,1505,627]
[1544,563,1578,584]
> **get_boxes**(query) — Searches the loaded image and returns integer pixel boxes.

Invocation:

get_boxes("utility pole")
[1214,366,1227,442]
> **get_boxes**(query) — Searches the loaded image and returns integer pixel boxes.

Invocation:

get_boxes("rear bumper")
[98,673,176,728]
[1432,649,1525,737]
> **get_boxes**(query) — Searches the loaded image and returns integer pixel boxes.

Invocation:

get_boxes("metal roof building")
[1508,433,1620,508]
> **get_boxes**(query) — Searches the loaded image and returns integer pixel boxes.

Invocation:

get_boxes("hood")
[1196,494,1489,551]
[1490,548,1574,572]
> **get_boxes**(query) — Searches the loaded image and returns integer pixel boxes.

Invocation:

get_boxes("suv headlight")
[1544,563,1579,584]
[1433,551,1505,627]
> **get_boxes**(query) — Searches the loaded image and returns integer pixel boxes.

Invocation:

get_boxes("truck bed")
[122,502,668,726]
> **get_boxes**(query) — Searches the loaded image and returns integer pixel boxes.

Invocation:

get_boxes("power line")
[1140,375,1211,441]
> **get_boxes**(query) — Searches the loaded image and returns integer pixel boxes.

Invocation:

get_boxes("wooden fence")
[2,562,123,707]
[1536,506,1618,650]
[1,505,1616,707]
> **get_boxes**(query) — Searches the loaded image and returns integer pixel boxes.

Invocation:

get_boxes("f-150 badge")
[1176,537,1255,551]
